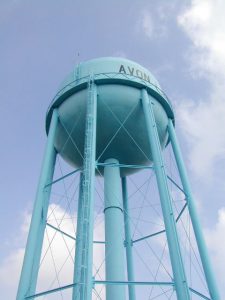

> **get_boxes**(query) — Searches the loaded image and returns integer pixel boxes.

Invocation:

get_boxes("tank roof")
[46,57,174,131]
[59,57,161,92]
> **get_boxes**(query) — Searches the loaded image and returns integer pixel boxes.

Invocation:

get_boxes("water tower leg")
[167,119,220,300]
[73,173,84,300]
[104,159,126,300]
[72,79,97,300]
[16,109,58,300]
[142,89,190,300]
[122,177,136,300]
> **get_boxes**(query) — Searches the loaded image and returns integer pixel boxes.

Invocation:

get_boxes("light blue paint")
[56,57,161,97]
[25,280,175,299]
[46,57,173,176]
[142,89,190,300]
[78,79,97,300]
[16,109,58,300]
[122,177,136,300]
[16,57,219,300]
[104,158,126,300]
[73,173,84,300]
[168,119,221,300]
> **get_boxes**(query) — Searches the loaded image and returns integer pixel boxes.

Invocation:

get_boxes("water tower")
[17,57,220,300]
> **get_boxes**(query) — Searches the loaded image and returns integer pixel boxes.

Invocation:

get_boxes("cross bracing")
[17,75,219,300]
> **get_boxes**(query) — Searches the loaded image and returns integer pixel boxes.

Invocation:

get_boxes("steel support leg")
[77,79,97,300]
[73,173,84,300]
[104,159,126,300]
[168,119,220,300]
[142,89,190,300]
[122,177,136,300]
[16,109,58,300]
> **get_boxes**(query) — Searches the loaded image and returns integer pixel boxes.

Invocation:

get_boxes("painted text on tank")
[119,64,151,83]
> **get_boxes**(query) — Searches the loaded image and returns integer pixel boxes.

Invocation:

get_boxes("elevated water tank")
[46,57,174,175]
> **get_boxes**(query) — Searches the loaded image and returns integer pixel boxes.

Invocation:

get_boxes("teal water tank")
[46,57,174,175]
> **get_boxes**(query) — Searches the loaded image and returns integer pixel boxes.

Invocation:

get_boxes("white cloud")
[176,14,225,298]
[178,0,225,77]
[136,9,167,39]
[0,248,25,299]
[141,10,154,39]
[176,93,225,178]
[176,0,225,178]
[205,207,225,298]
[176,4,225,293]
[136,3,185,41]
[0,204,105,299]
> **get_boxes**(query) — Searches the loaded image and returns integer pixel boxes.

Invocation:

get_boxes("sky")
[0,0,225,299]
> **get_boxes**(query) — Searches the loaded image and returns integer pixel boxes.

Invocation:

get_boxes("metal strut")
[17,109,58,300]
[122,177,136,300]
[104,158,126,300]
[73,77,97,300]
[168,119,220,300]
[142,89,190,300]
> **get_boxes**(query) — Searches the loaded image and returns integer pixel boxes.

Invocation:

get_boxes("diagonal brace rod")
[166,175,186,196]
[45,168,81,188]
[96,162,153,170]
[94,280,174,286]
[189,288,211,300]
[133,202,188,244]
[46,223,105,244]
[25,281,174,299]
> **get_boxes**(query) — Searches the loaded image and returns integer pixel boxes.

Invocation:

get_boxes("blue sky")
[0,0,225,299]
